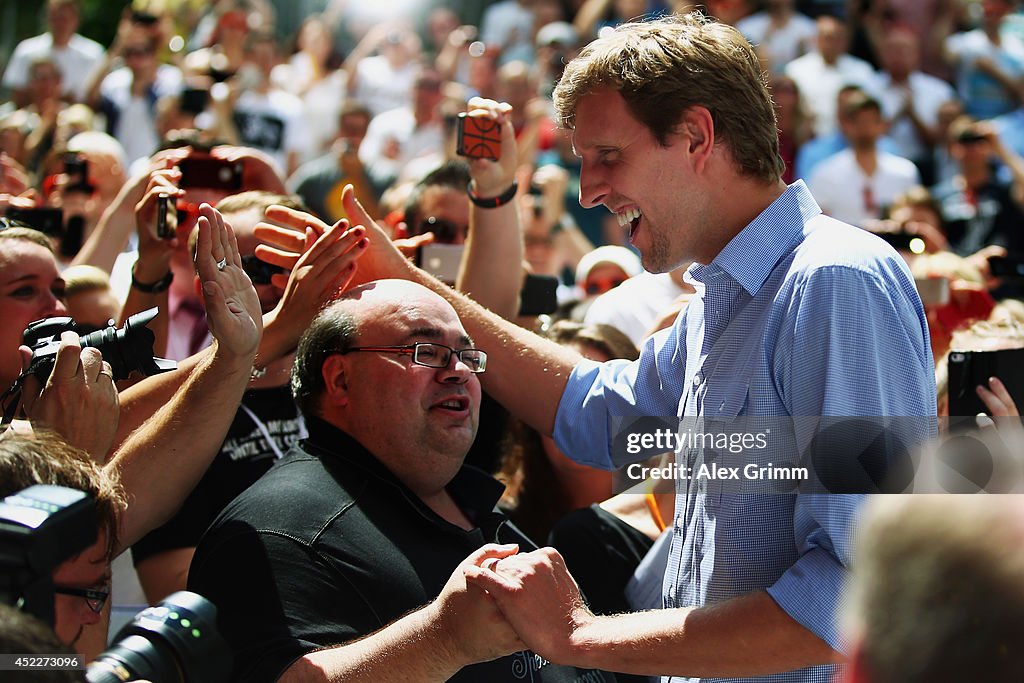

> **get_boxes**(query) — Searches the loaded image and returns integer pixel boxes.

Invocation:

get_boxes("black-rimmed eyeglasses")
[340,343,487,373]
[54,583,110,614]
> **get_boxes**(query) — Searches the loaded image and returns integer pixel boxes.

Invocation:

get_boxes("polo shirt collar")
[302,415,504,516]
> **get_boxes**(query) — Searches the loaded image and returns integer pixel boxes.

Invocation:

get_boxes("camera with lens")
[1,486,231,682]
[87,591,231,683]
[24,308,177,382]
[0,485,97,625]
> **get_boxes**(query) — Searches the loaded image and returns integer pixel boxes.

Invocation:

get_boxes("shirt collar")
[688,180,821,297]
[302,415,505,516]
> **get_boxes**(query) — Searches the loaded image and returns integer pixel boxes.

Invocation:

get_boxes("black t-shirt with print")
[132,384,304,564]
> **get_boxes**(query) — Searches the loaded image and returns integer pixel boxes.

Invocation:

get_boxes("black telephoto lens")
[86,591,231,683]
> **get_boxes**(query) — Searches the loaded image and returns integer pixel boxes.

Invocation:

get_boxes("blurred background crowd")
[2,0,1024,679]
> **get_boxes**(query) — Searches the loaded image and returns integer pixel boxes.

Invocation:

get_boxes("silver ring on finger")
[216,257,228,271]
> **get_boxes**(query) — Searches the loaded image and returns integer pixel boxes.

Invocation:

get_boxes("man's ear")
[321,354,350,407]
[679,106,715,173]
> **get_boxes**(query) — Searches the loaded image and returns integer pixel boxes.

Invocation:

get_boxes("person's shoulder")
[790,12,817,32]
[808,147,855,179]
[839,53,876,77]
[784,51,820,74]
[878,151,921,176]
[794,216,905,278]
[11,32,52,55]
[100,66,132,90]
[209,449,360,538]
[910,71,956,96]
[68,33,104,57]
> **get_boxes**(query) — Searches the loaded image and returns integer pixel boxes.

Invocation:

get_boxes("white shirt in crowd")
[100,64,184,166]
[786,51,878,137]
[873,70,956,162]
[735,11,818,74]
[358,107,445,186]
[808,149,921,228]
[2,32,104,102]
[351,56,420,118]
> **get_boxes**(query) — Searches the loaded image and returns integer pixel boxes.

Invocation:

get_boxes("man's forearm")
[72,201,134,273]
[108,341,254,552]
[278,604,466,683]
[569,591,842,678]
[457,200,524,320]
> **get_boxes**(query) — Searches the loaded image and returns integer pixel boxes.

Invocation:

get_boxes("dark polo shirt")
[188,416,615,683]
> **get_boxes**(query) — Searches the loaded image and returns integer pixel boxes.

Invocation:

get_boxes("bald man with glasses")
[188,279,614,683]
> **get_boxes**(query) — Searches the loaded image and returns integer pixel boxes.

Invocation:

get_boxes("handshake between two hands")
[433,542,593,668]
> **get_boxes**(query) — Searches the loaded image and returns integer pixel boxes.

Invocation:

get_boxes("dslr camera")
[23,308,176,382]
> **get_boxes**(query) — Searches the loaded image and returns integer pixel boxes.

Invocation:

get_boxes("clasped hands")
[430,542,594,669]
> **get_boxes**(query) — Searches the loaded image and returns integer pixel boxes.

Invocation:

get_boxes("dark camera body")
[24,308,176,382]
[178,157,243,191]
[240,255,284,285]
[6,206,84,259]
[519,273,559,316]
[180,87,210,116]
[0,485,97,626]
[87,591,231,683]
[5,206,63,236]
[157,193,178,239]
[875,230,925,253]
[988,254,1024,280]
[63,153,93,194]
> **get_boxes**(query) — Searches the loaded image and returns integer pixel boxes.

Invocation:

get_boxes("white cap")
[575,246,643,284]
[536,21,578,48]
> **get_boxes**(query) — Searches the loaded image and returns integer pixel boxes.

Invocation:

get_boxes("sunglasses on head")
[584,277,627,296]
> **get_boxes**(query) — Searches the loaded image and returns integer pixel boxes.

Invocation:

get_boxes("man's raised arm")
[258,186,578,437]
[106,204,261,553]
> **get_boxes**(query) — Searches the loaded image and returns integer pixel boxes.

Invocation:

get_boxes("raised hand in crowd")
[110,202,262,552]
[253,206,367,364]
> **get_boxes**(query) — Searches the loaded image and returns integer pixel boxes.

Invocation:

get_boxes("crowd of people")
[2,1,1024,682]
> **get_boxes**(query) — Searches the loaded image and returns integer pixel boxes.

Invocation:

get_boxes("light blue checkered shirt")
[553,181,937,683]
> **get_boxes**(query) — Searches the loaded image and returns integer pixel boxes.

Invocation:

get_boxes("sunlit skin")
[0,239,67,387]
[51,530,110,649]
[573,87,713,271]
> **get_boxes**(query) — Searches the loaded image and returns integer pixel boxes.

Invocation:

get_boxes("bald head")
[291,280,472,418]
[292,280,482,492]
[845,496,1024,682]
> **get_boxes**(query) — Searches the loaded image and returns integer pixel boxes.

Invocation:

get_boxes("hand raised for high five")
[250,204,368,362]
[194,203,262,359]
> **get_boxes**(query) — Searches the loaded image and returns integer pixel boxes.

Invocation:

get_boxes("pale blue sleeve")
[553,317,689,470]
[767,260,936,650]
